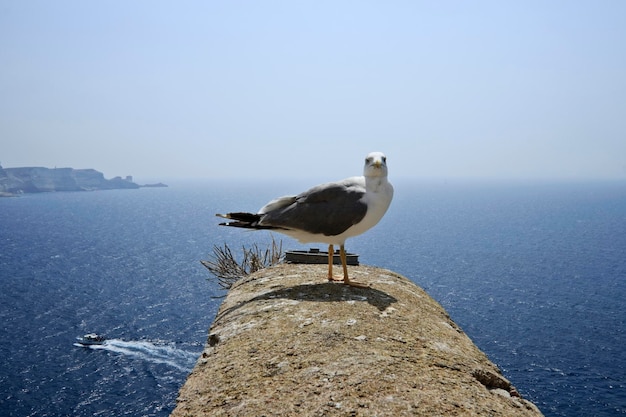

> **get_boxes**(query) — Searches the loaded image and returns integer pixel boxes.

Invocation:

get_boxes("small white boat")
[77,333,106,346]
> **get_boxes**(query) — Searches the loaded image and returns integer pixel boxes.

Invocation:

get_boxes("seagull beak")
[374,160,382,168]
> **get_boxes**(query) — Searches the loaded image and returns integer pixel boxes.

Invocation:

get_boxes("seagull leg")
[340,245,349,280]
[327,244,335,280]
[327,244,346,282]
[341,245,369,288]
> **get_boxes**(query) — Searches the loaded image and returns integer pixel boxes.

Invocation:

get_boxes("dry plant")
[201,237,283,294]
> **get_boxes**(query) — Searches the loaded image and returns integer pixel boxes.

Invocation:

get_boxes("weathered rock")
[0,166,139,194]
[172,264,543,416]
[0,164,14,196]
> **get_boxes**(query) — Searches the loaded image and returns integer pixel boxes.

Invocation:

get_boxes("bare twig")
[202,237,283,295]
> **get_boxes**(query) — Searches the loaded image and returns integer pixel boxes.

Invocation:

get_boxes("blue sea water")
[0,180,625,416]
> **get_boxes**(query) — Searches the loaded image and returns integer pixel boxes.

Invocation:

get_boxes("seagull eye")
[382,156,387,163]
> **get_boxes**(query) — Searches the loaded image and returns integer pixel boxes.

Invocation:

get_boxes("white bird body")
[257,174,393,246]
[217,152,394,287]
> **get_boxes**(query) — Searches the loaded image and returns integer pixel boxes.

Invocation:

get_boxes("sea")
[0,179,625,416]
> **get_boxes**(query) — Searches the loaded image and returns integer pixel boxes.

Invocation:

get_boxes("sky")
[1,1,625,182]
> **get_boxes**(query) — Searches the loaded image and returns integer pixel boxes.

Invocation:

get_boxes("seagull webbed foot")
[327,276,370,288]
[343,279,370,288]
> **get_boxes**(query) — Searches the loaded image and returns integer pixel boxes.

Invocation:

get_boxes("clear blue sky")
[2,1,625,181]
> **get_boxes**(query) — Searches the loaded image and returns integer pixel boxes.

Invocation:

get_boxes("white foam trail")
[86,339,199,372]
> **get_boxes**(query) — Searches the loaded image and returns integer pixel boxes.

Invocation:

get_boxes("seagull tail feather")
[216,212,274,229]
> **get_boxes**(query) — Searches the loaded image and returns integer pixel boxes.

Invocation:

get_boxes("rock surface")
[0,165,140,195]
[171,264,543,416]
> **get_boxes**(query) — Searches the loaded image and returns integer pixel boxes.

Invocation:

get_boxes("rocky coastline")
[0,165,166,196]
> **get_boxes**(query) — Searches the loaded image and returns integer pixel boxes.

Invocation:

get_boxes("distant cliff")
[0,165,144,196]
[171,264,543,416]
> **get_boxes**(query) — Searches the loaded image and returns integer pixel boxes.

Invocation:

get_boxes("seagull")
[217,151,394,287]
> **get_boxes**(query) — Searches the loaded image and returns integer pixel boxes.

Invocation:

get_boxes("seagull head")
[363,152,388,178]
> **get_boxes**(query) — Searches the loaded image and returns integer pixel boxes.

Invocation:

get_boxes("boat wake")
[76,339,199,372]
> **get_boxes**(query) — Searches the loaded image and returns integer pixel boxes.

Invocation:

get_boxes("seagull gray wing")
[259,181,368,236]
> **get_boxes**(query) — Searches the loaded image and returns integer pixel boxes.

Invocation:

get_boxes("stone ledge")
[171,264,543,416]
